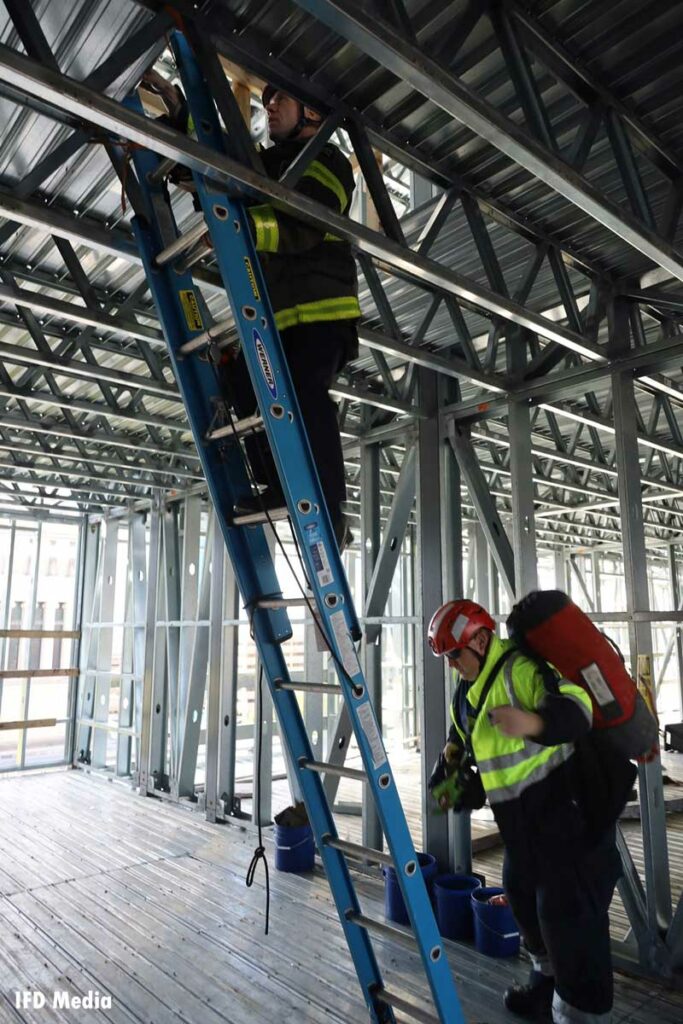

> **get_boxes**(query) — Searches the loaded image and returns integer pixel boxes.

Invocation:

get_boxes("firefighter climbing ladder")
[126,30,464,1024]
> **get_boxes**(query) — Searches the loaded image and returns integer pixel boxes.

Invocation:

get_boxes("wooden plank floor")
[0,771,681,1024]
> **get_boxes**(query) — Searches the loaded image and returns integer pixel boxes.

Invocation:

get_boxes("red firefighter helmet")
[428,600,495,657]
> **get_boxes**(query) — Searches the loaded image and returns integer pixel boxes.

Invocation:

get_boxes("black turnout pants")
[221,321,356,523]
[503,830,621,1021]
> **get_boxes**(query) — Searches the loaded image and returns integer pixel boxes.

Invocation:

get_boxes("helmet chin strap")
[278,103,320,141]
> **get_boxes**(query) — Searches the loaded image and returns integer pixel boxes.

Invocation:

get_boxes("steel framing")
[0,0,682,982]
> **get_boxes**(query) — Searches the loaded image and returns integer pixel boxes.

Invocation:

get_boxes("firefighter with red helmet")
[427,599,622,1024]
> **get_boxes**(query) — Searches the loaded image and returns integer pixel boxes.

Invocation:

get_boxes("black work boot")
[504,971,554,1018]
[333,514,353,554]
[234,485,285,515]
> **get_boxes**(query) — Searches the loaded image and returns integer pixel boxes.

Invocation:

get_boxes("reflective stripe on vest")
[301,159,349,212]
[274,295,361,330]
[453,642,587,807]
[250,204,280,253]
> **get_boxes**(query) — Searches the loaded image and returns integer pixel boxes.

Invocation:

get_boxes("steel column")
[161,505,181,787]
[207,539,239,821]
[667,546,683,716]
[90,521,119,768]
[177,504,212,798]
[440,407,471,874]
[137,499,161,794]
[361,441,383,852]
[416,368,449,866]
[74,521,100,764]
[205,522,227,820]
[611,297,672,947]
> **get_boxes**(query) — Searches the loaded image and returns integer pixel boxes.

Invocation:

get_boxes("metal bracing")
[611,297,673,955]
[293,0,683,281]
[197,0,675,285]
[1,5,683,541]
[364,444,416,645]
[1,1,683,985]
[175,498,209,798]
[447,422,515,599]
[323,444,416,811]
[0,41,608,359]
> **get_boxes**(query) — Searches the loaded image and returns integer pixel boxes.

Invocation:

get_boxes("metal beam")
[0,42,608,360]
[292,0,683,283]
[447,422,515,599]
[0,281,163,346]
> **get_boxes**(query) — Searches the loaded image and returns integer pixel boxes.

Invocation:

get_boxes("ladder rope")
[245,663,271,936]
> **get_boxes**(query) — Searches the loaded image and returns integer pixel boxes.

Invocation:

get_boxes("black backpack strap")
[512,642,562,697]
[462,646,517,758]
[471,647,518,722]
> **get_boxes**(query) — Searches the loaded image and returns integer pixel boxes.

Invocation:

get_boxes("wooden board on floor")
[0,770,681,1024]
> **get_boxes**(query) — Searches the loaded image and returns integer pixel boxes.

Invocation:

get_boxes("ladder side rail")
[126,130,291,649]
[127,42,466,1023]
[128,135,397,1024]
[172,33,465,1023]
[171,31,362,639]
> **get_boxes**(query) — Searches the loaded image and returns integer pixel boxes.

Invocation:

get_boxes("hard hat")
[428,600,495,657]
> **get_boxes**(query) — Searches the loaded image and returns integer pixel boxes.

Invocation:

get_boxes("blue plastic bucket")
[471,886,520,958]
[434,873,482,941]
[274,822,315,873]
[383,852,437,925]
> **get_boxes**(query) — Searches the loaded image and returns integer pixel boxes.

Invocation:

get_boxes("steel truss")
[0,0,682,982]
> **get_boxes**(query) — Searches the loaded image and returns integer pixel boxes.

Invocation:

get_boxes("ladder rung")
[375,988,439,1024]
[148,156,178,184]
[323,834,393,867]
[178,317,233,356]
[232,507,289,527]
[155,216,208,266]
[277,680,342,694]
[178,235,213,272]
[301,758,366,782]
[256,596,309,609]
[206,414,264,442]
[346,910,416,951]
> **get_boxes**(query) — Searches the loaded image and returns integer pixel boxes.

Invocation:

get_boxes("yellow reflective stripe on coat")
[302,160,348,211]
[450,635,587,806]
[250,204,280,253]
[275,295,361,331]
[481,742,574,805]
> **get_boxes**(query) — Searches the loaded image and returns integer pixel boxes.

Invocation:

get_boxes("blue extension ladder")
[125,31,465,1024]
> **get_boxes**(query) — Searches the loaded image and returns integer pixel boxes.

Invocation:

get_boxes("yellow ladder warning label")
[179,289,203,331]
